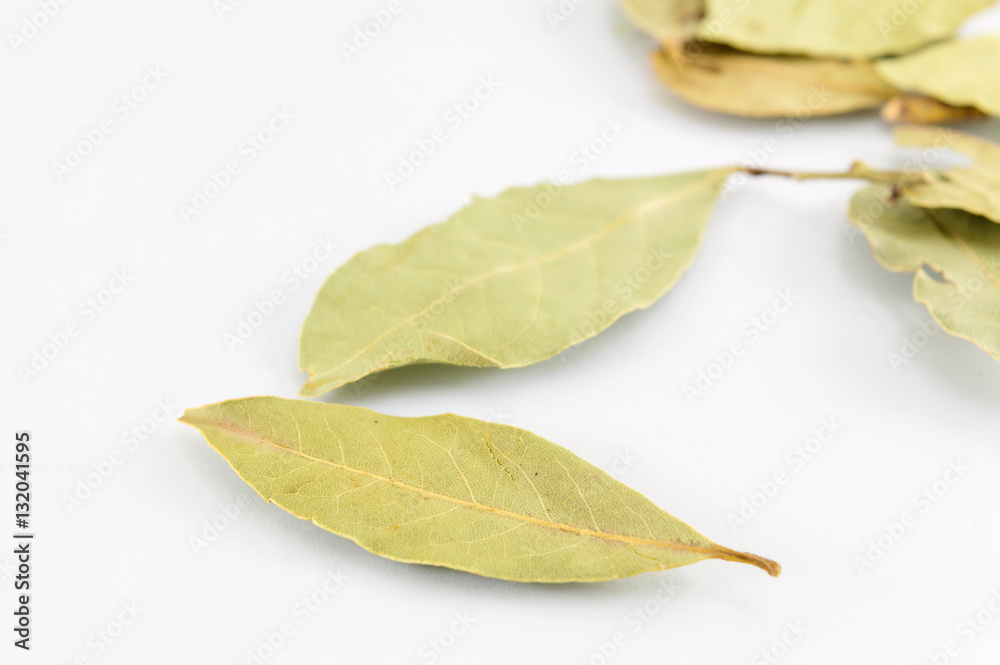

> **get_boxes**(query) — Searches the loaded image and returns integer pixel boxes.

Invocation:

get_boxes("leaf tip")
[716,547,782,577]
[298,381,322,398]
[755,556,782,578]
[177,406,208,429]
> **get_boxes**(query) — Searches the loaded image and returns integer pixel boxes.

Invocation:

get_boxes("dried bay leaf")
[849,185,1000,361]
[619,0,705,43]
[181,397,780,582]
[875,36,1000,118]
[651,45,896,118]
[698,0,993,59]
[894,126,1000,224]
[299,169,733,396]
[881,95,988,125]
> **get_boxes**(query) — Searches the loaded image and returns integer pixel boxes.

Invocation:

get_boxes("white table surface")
[4,1,1000,663]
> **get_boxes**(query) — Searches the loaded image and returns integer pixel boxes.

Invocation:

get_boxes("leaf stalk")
[736,161,932,187]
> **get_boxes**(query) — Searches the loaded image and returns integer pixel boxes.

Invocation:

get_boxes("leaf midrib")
[196,415,722,557]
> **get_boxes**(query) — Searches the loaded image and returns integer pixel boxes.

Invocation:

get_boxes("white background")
[4,1,1000,663]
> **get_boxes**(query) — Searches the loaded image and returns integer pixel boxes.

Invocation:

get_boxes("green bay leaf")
[651,44,895,118]
[181,397,780,582]
[895,126,1000,224]
[699,0,993,58]
[850,185,1000,361]
[875,36,1000,118]
[299,169,733,396]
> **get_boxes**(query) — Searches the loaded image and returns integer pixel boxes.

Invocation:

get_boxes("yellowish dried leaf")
[299,169,733,396]
[700,0,994,58]
[881,95,988,125]
[895,126,1000,224]
[850,185,1000,361]
[619,0,705,43]
[875,36,1000,118]
[181,397,780,583]
[651,45,895,118]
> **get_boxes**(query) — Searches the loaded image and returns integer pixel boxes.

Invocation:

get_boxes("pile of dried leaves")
[181,3,1000,586]
[621,0,1000,122]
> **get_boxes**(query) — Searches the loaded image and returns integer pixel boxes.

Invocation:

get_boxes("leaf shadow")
[312,363,505,406]
[288,522,690,603]
[947,118,1000,144]
[308,300,676,407]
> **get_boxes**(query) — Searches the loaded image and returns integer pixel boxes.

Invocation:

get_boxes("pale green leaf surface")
[651,45,895,118]
[850,185,1000,360]
[875,36,1000,117]
[895,126,1000,223]
[181,397,779,583]
[618,0,705,43]
[699,0,994,58]
[299,169,733,396]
